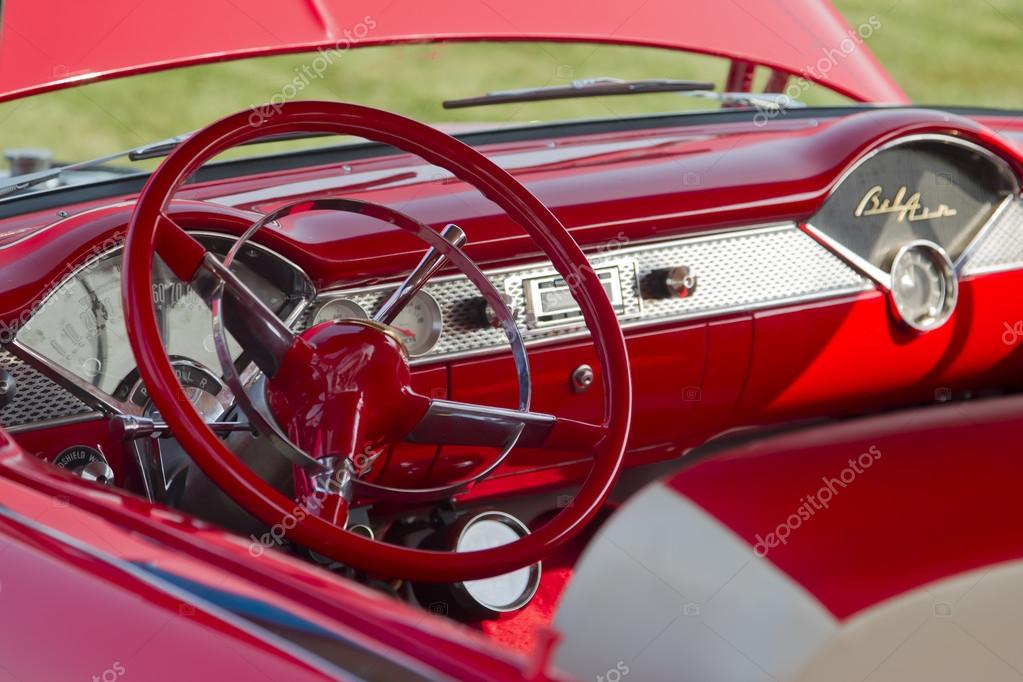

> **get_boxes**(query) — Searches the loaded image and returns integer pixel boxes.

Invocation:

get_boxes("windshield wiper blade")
[442,77,806,113]
[0,130,340,199]
[0,132,193,198]
[443,77,715,109]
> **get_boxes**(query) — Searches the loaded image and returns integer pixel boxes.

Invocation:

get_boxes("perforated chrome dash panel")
[0,349,94,428]
[304,224,873,364]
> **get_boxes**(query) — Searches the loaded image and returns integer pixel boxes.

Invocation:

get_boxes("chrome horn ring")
[209,197,532,503]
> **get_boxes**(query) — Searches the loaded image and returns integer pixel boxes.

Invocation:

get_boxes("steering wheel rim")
[123,100,632,582]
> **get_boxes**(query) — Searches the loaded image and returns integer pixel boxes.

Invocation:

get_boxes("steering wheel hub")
[265,320,429,462]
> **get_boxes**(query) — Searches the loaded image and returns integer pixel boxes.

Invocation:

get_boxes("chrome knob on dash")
[0,368,16,409]
[483,293,516,328]
[664,265,697,298]
[571,364,595,393]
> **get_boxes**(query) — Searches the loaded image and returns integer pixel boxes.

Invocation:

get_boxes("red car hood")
[0,0,906,105]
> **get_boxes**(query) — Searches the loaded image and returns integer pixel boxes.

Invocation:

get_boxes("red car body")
[1,1,1021,680]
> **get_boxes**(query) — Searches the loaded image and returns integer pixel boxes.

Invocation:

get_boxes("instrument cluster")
[806,135,1020,332]
[12,234,311,411]
[309,291,443,357]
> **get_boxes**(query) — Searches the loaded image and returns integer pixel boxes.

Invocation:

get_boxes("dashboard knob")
[52,445,114,486]
[571,364,595,393]
[0,368,16,409]
[665,265,697,298]
[79,459,115,486]
[477,293,515,328]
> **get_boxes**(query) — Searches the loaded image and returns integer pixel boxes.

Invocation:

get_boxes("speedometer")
[387,291,442,356]
[16,243,288,395]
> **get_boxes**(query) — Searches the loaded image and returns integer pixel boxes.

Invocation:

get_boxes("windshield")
[0,41,852,172]
[1,0,1022,179]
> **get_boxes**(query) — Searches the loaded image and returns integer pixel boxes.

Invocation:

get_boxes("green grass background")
[1,0,1021,164]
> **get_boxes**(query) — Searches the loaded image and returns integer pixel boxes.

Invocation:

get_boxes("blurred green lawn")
[1,0,1022,164]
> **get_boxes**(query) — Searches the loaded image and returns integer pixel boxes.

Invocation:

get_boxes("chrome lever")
[111,414,256,440]
[193,253,296,378]
[374,223,466,324]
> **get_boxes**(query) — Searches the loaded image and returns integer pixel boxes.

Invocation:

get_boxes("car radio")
[522,264,627,328]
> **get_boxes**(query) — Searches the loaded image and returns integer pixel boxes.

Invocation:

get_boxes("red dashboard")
[3,106,1023,505]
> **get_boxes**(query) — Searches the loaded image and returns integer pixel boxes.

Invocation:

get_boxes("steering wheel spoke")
[151,212,295,377]
[153,212,208,280]
[374,223,466,324]
[191,253,295,377]
[406,398,607,452]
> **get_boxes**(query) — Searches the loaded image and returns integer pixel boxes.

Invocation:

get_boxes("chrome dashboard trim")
[954,194,1018,275]
[801,133,1020,291]
[957,196,1023,276]
[7,340,137,416]
[2,411,103,435]
[827,133,1019,202]
[305,222,875,366]
[802,221,893,289]
[886,239,959,332]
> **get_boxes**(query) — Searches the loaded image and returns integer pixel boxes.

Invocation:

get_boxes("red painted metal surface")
[740,276,1023,423]
[380,367,447,487]
[0,438,556,680]
[4,109,1022,328]
[0,0,906,105]
[122,101,632,581]
[2,108,1023,497]
[428,323,706,486]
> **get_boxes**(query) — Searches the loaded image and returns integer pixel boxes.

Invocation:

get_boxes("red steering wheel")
[123,101,632,582]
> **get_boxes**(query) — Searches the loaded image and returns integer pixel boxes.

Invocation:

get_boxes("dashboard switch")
[571,364,595,393]
[471,293,515,328]
[0,367,16,409]
[665,265,697,298]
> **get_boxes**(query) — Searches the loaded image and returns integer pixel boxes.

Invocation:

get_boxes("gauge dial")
[124,360,232,421]
[311,298,368,325]
[16,249,284,395]
[888,241,957,332]
[387,291,442,356]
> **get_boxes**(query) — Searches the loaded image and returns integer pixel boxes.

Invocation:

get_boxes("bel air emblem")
[854,185,957,222]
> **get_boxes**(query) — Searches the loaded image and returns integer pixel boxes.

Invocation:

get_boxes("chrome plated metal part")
[192,254,295,377]
[374,223,466,325]
[305,223,871,365]
[886,240,958,332]
[211,199,535,502]
[571,364,596,394]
